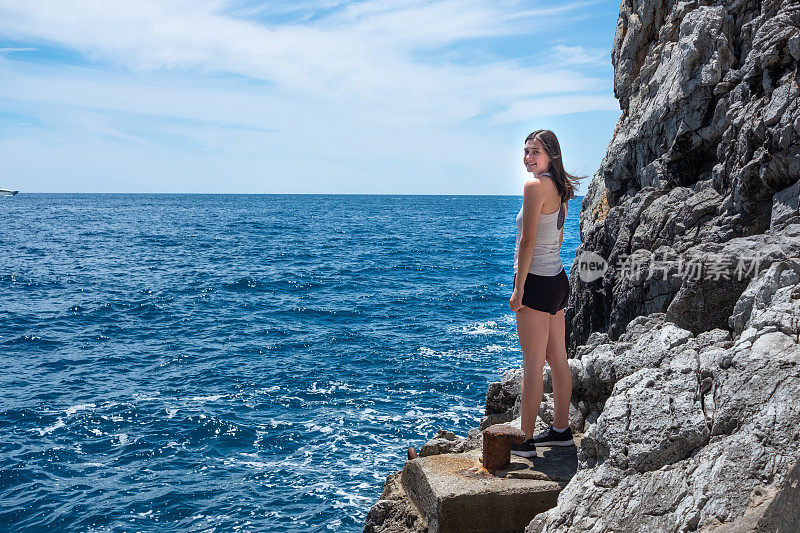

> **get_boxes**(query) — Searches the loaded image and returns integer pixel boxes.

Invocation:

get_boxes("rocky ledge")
[365,0,800,531]
[365,261,800,532]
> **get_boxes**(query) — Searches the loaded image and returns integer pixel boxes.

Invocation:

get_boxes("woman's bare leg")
[516,306,551,440]
[545,309,572,429]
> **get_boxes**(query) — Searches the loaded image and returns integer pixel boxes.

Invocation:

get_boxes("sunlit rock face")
[530,0,800,530]
[567,0,800,353]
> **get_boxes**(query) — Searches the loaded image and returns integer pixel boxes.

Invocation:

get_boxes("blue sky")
[0,0,621,194]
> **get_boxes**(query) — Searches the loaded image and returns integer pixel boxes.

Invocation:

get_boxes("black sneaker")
[531,426,575,447]
[509,438,538,458]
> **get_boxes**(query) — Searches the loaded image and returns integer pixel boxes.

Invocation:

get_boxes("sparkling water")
[0,193,580,531]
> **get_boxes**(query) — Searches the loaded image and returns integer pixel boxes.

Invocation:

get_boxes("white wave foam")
[455,320,499,335]
[306,422,334,434]
[264,418,293,429]
[187,394,227,402]
[37,418,65,436]
[355,408,401,423]
[308,380,355,394]
[66,403,96,416]
[417,346,477,359]
[485,344,507,352]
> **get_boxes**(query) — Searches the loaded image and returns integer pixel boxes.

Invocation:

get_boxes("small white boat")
[0,189,18,196]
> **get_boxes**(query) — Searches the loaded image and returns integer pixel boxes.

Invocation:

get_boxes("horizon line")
[10,191,587,197]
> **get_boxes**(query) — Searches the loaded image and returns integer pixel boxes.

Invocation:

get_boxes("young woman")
[509,129,583,459]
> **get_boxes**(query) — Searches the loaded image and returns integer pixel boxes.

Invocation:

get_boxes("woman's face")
[523,138,551,175]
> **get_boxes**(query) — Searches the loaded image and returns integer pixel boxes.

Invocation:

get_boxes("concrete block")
[401,442,580,533]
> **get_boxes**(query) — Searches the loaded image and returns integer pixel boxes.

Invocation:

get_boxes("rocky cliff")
[366,0,800,531]
[568,0,800,351]
[532,0,800,529]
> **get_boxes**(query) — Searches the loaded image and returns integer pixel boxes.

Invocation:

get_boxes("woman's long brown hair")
[525,129,585,202]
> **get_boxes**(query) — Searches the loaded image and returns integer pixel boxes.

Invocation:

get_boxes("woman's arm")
[514,179,545,293]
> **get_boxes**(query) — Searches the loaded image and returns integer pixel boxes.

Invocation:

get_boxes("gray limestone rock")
[481,367,524,429]
[364,471,427,532]
[574,315,697,406]
[527,284,800,531]
[418,428,483,457]
[695,328,732,352]
[419,429,467,457]
[567,0,800,354]
[528,327,800,532]
[665,228,800,333]
[729,259,800,337]
[484,367,523,417]
[576,343,617,402]
[579,366,709,473]
[542,365,553,394]
[573,331,610,360]
[770,180,800,231]
[530,0,800,528]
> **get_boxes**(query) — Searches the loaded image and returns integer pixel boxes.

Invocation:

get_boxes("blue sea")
[0,194,581,531]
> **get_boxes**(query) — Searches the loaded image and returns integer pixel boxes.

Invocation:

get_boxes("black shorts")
[513,268,570,315]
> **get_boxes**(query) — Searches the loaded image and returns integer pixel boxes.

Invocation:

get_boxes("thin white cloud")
[0,47,38,52]
[0,61,301,132]
[550,44,608,66]
[0,59,503,160]
[0,0,617,193]
[0,0,610,121]
[493,94,619,122]
[223,0,351,23]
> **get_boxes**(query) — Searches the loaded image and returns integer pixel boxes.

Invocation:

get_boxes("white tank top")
[513,173,565,276]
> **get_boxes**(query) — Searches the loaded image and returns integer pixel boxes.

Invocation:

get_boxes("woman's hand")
[510,287,525,312]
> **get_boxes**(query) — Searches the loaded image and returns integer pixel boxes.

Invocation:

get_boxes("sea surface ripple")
[0,194,581,531]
